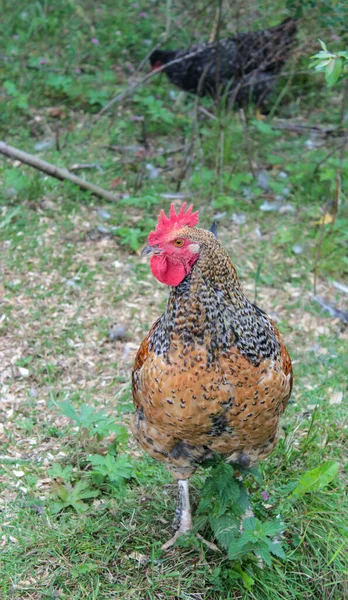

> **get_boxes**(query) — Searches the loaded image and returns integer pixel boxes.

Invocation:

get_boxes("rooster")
[132,203,292,549]
[149,18,297,108]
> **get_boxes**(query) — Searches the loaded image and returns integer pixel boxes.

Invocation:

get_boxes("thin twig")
[0,142,121,203]
[272,122,342,136]
[175,64,211,192]
[213,0,223,113]
[333,83,348,222]
[313,141,347,175]
[239,109,257,179]
[313,202,329,295]
[198,106,217,120]
[196,533,222,553]
[105,144,185,156]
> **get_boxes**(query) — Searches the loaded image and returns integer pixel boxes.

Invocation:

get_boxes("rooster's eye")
[173,239,184,247]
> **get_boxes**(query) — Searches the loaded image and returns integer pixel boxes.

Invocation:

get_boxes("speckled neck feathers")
[149,228,280,366]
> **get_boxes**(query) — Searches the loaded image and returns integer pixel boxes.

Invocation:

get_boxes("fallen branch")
[0,141,120,203]
[105,143,186,156]
[312,296,348,324]
[70,163,103,171]
[271,121,343,137]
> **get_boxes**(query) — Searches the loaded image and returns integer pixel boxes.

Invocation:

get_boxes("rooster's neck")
[149,234,280,366]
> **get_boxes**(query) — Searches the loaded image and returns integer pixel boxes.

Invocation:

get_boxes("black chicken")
[149,18,297,108]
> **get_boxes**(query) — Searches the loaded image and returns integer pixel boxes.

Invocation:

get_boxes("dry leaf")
[13,470,25,477]
[314,213,333,226]
[127,552,149,565]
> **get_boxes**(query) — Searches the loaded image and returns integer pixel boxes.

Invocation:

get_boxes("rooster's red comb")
[148,203,199,245]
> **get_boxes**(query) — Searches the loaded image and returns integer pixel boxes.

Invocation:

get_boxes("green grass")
[1,1,347,598]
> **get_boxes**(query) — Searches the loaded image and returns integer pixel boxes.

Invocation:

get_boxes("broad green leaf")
[242,517,260,532]
[48,463,73,481]
[240,529,260,544]
[209,515,239,550]
[89,453,134,485]
[255,541,273,566]
[239,568,254,591]
[71,500,89,514]
[290,460,339,498]
[50,502,66,514]
[193,514,209,532]
[326,58,342,87]
[266,541,286,560]
[262,520,284,537]
[214,464,240,507]
[58,401,79,423]
[70,480,99,501]
[228,539,252,560]
[230,485,250,516]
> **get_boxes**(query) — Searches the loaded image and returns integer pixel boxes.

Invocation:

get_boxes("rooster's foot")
[161,531,221,552]
[161,479,220,552]
[161,529,188,550]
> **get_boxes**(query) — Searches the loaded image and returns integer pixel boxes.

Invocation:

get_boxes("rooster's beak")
[141,244,161,257]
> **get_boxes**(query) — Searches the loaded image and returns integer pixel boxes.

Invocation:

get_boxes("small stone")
[231,213,246,225]
[109,324,127,341]
[96,225,111,234]
[214,212,227,221]
[256,171,270,191]
[13,470,25,477]
[329,391,343,405]
[242,187,254,200]
[292,244,303,255]
[41,199,57,211]
[18,367,29,378]
[65,279,79,289]
[305,139,315,149]
[34,140,54,151]
[145,163,159,179]
[259,201,282,212]
[97,208,111,220]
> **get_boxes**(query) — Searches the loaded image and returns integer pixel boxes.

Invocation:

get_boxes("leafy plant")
[114,226,144,252]
[58,401,127,441]
[310,40,348,87]
[89,453,134,487]
[228,517,286,565]
[50,480,99,514]
[195,463,286,565]
[48,463,73,482]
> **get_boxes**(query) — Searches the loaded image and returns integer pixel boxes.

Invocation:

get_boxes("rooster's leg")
[161,479,192,550]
